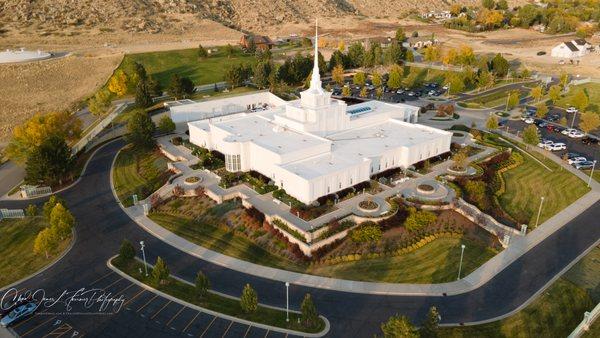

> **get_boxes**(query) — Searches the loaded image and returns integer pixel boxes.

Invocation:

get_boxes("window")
[225,154,241,172]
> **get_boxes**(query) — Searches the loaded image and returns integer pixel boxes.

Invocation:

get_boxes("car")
[546,114,560,122]
[526,106,537,114]
[553,125,566,133]
[582,137,599,145]
[0,302,37,328]
[523,117,534,124]
[561,128,575,135]
[568,130,585,138]
[546,124,556,132]
[428,90,437,96]
[538,140,553,148]
[396,89,404,94]
[547,143,566,151]
[0,296,33,319]
[539,122,548,128]
[559,60,565,65]
[366,84,375,90]
[442,85,449,90]
[537,51,546,56]
[407,91,415,96]
[568,157,587,165]
[566,107,579,114]
[574,161,596,170]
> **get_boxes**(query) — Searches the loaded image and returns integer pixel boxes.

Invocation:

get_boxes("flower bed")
[358,200,379,211]
[417,183,435,194]
[184,176,200,184]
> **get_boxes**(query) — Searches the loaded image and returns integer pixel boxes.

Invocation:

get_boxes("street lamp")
[457,244,466,280]
[570,110,578,129]
[285,282,290,322]
[588,160,597,188]
[535,196,545,228]
[140,241,148,276]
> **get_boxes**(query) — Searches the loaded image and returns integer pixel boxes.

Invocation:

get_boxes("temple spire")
[309,19,322,91]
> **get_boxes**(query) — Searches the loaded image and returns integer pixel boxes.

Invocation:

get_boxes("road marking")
[181,312,200,333]
[243,325,251,338]
[264,329,270,338]
[123,289,145,307]
[150,300,171,320]
[20,316,56,337]
[89,271,114,286]
[166,305,185,327]
[135,294,157,313]
[41,323,72,337]
[199,316,216,338]
[221,321,233,338]
[112,282,134,296]
[101,277,123,291]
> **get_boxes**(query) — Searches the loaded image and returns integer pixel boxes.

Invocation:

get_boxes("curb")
[0,227,77,293]
[106,256,330,337]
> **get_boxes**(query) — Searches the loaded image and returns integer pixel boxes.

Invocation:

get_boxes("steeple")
[308,19,323,92]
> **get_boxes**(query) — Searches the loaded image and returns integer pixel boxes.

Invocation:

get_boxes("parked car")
[568,130,585,138]
[546,114,560,122]
[524,117,534,124]
[0,296,32,319]
[574,161,596,170]
[566,107,579,114]
[546,124,556,132]
[537,51,546,56]
[407,91,416,96]
[582,137,599,145]
[538,140,554,149]
[553,125,566,133]
[568,157,587,165]
[547,143,567,151]
[396,89,404,94]
[0,302,38,328]
[561,128,576,135]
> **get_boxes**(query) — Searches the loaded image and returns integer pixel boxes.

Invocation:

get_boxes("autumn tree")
[6,112,82,164]
[579,112,600,133]
[88,89,113,116]
[43,195,66,220]
[372,71,383,87]
[530,85,544,102]
[49,203,75,240]
[33,228,58,259]
[548,85,561,102]
[342,86,351,97]
[423,46,441,62]
[387,65,403,89]
[359,87,368,98]
[452,150,469,170]
[240,284,258,313]
[486,114,499,130]
[353,72,366,87]
[572,90,589,112]
[25,135,74,186]
[446,73,465,94]
[108,69,129,96]
[522,125,540,146]
[332,65,345,86]
[506,90,520,110]
[477,70,494,89]
[536,103,549,119]
[380,314,419,338]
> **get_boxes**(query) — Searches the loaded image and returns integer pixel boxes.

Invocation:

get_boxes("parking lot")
[9,271,304,338]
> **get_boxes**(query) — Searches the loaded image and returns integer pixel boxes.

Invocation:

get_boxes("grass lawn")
[306,237,496,283]
[440,246,600,337]
[148,212,303,272]
[123,48,256,88]
[0,217,71,288]
[555,83,600,113]
[189,86,257,101]
[464,88,528,109]
[112,257,324,333]
[584,169,600,183]
[498,148,590,227]
[112,146,170,207]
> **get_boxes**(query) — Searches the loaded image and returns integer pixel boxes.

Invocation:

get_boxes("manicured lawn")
[112,146,171,207]
[464,88,528,109]
[189,86,257,100]
[583,169,600,183]
[148,212,303,272]
[555,83,600,113]
[498,149,590,227]
[306,237,496,283]
[0,217,71,288]
[123,49,256,87]
[112,257,324,333]
[440,246,599,337]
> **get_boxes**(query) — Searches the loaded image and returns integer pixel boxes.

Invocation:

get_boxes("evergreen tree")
[148,77,163,97]
[126,110,156,150]
[119,239,136,261]
[25,135,73,186]
[195,270,210,299]
[384,41,404,65]
[168,75,195,99]
[328,50,347,70]
[135,80,153,108]
[395,27,406,42]
[253,61,272,89]
[301,294,319,328]
[158,115,176,134]
[347,42,365,68]
[380,314,419,338]
[240,284,258,313]
[151,257,170,286]
[134,62,148,82]
[420,306,440,338]
[491,53,509,78]
[198,44,208,58]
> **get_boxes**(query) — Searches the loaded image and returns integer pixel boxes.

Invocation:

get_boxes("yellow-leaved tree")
[108,69,129,96]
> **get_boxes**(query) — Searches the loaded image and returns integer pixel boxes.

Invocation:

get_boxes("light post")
[285,282,290,322]
[535,196,545,228]
[588,160,597,188]
[570,110,578,129]
[457,244,466,280]
[140,241,148,276]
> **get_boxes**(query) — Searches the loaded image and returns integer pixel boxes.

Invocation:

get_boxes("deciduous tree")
[372,72,383,87]
[108,69,129,96]
[572,90,589,112]
[522,125,540,146]
[33,228,58,259]
[420,306,440,338]
[380,314,419,338]
[240,284,258,313]
[580,112,600,133]
[548,85,561,102]
[486,114,499,130]
[88,89,113,116]
[332,65,345,86]
[387,65,403,89]
[530,85,544,102]
[25,135,73,186]
[536,103,549,118]
[158,115,176,134]
[353,72,366,87]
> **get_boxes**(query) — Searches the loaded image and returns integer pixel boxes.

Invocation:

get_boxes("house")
[363,36,394,49]
[404,36,439,49]
[239,35,274,51]
[551,39,592,58]
[421,10,452,20]
[179,27,451,205]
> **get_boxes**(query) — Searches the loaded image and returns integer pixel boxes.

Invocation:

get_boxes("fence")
[71,103,130,155]
[20,185,52,198]
[568,303,600,338]
[0,208,25,221]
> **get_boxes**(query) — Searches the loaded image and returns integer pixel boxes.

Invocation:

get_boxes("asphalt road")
[1,139,599,337]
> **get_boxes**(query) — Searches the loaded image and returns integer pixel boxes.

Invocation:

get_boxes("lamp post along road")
[285,282,290,322]
[457,244,466,280]
[535,196,545,228]
[588,161,597,188]
[140,241,148,276]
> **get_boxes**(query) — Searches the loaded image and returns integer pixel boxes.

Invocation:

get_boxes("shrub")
[119,239,135,261]
[195,270,210,299]
[404,208,437,232]
[350,222,382,242]
[172,185,184,197]
[240,284,258,313]
[171,136,183,145]
[159,116,176,134]
[151,257,170,286]
[25,204,38,216]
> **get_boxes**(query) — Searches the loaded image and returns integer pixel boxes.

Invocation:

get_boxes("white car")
[538,140,554,149]
[568,130,585,138]
[561,128,576,135]
[547,143,567,151]
[566,107,579,114]
[568,157,587,165]
[524,117,534,124]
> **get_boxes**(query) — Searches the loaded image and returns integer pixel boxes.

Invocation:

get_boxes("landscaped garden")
[112,145,172,207]
[0,216,71,287]
[462,88,528,109]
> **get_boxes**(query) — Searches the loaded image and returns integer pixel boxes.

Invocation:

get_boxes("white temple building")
[178,23,452,204]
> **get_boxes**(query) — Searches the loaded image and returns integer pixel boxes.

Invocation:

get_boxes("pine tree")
[195,270,210,299]
[119,239,136,261]
[126,110,156,150]
[198,44,208,58]
[135,80,153,108]
[240,284,258,313]
[158,115,176,134]
[420,306,440,338]
[25,135,73,186]
[151,257,170,286]
[380,314,419,338]
[301,294,319,328]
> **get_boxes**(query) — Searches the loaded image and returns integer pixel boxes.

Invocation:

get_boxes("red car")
[546,124,555,132]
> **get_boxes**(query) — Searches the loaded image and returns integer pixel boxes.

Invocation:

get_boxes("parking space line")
[264,329,270,338]
[90,271,114,286]
[243,325,251,338]
[124,289,145,307]
[182,312,200,333]
[221,321,233,338]
[166,305,185,327]
[150,300,171,320]
[101,277,123,291]
[136,294,157,313]
[41,323,72,337]
[20,316,56,337]
[112,282,134,296]
[199,316,216,338]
